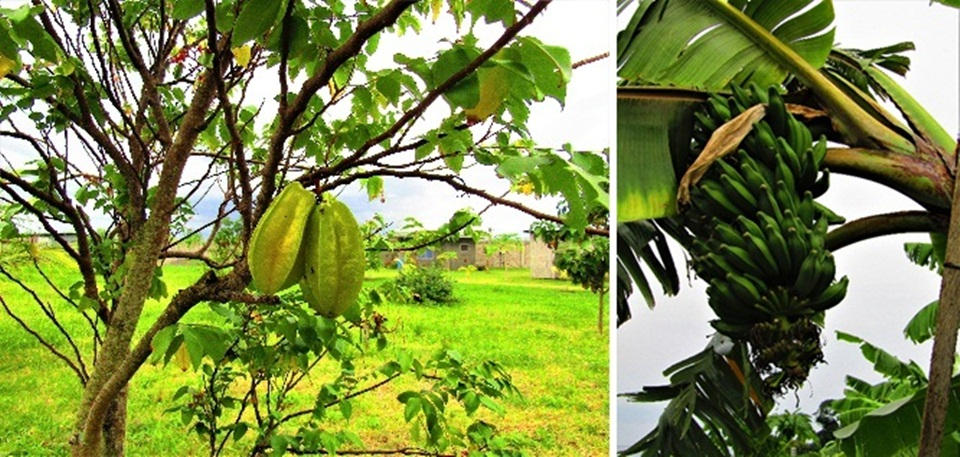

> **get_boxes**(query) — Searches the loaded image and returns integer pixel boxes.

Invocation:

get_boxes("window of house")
[460,244,468,251]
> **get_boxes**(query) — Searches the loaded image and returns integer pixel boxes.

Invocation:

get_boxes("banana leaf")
[618,0,915,154]
[617,219,686,325]
[620,343,773,456]
[618,87,705,222]
[618,0,835,92]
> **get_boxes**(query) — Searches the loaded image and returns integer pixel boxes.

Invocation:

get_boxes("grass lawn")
[0,252,608,456]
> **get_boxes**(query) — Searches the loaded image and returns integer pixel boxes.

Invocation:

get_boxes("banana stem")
[824,148,952,210]
[707,0,915,155]
[825,211,948,252]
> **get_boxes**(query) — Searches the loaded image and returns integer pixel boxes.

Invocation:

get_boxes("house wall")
[377,237,558,276]
[475,243,526,269]
[528,239,559,279]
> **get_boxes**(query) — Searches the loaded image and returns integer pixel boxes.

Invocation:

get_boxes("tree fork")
[72,60,222,457]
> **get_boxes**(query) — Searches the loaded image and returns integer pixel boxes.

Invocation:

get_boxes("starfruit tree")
[0,0,609,456]
[616,0,959,455]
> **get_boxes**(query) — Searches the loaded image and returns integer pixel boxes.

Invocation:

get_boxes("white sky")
[616,1,960,449]
[339,0,610,235]
[0,2,611,237]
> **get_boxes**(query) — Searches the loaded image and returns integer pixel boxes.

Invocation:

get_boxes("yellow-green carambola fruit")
[299,198,365,318]
[248,182,315,294]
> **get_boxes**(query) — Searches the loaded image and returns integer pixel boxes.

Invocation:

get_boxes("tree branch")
[257,0,416,219]
[298,0,554,187]
[0,293,87,383]
[316,169,608,236]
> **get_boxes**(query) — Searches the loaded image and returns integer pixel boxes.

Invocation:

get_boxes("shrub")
[393,266,456,304]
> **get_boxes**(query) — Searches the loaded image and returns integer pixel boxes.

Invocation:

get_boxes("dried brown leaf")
[677,104,766,205]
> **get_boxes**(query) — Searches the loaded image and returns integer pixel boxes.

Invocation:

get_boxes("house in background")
[380,233,559,278]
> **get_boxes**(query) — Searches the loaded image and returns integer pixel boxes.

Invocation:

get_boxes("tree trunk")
[598,292,605,334]
[918,145,960,457]
[101,388,127,457]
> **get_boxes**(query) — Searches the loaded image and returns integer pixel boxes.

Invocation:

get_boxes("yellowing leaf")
[173,342,190,372]
[0,54,16,79]
[231,45,251,67]
[464,66,509,122]
[431,0,443,23]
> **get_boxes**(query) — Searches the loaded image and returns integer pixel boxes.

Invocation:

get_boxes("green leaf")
[364,176,384,200]
[9,8,59,62]
[479,396,505,415]
[619,0,834,90]
[865,66,957,155]
[404,396,421,422]
[618,0,915,155]
[516,36,571,105]
[181,324,232,369]
[231,0,283,46]
[835,378,960,457]
[375,72,402,105]
[466,0,515,26]
[836,331,926,382]
[433,46,480,109]
[339,399,353,420]
[496,156,550,179]
[171,0,204,20]
[149,325,177,364]
[904,301,938,344]
[933,0,960,7]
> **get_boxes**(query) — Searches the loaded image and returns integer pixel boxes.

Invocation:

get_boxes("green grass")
[0,254,608,456]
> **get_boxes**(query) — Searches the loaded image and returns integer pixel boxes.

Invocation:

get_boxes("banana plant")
[617,0,960,455]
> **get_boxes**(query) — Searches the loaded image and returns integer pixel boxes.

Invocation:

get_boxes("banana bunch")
[248,184,365,318]
[683,84,848,393]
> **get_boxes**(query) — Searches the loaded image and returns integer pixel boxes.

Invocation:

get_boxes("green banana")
[708,96,732,122]
[752,122,779,166]
[776,138,803,179]
[811,135,828,169]
[719,174,759,211]
[699,180,743,218]
[694,111,718,133]
[708,281,766,324]
[792,250,822,297]
[787,117,812,161]
[757,184,783,222]
[766,87,788,136]
[739,157,772,195]
[248,182,315,294]
[743,233,781,279]
[763,223,792,281]
[300,197,366,318]
[811,253,837,294]
[784,227,809,276]
[718,244,767,279]
[714,220,749,250]
[814,202,846,225]
[806,277,849,312]
[774,179,799,216]
[811,168,830,198]
[774,152,797,193]
[736,215,766,242]
[748,82,769,105]
[727,272,764,304]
